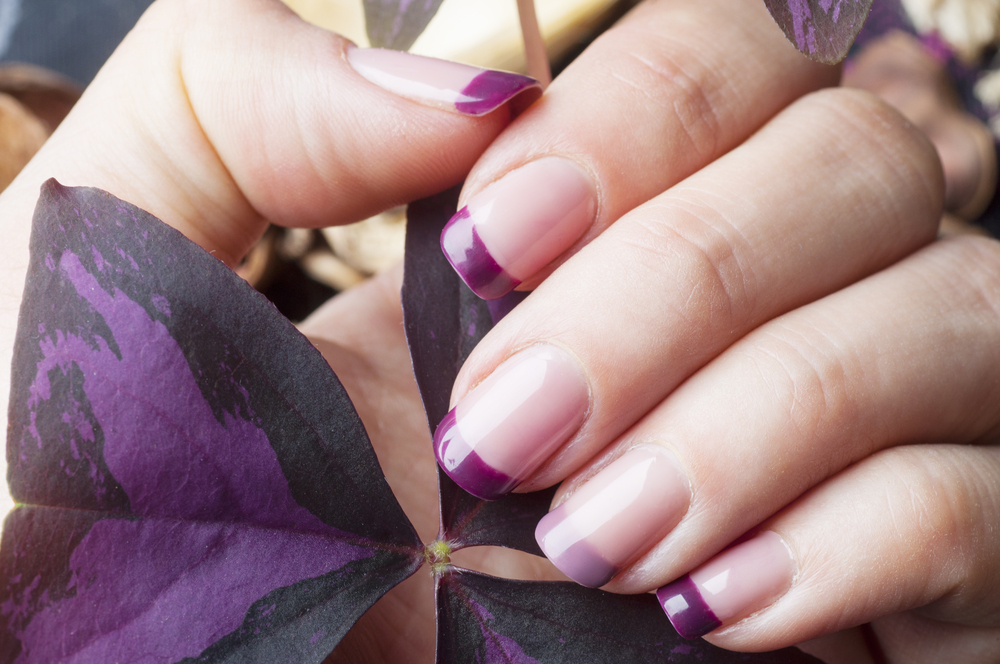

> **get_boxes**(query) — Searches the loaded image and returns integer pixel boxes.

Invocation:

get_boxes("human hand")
[431,1,1000,661]
[0,0,543,435]
[0,1,556,661]
[843,29,997,223]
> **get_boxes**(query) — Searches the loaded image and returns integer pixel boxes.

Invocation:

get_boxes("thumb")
[3,0,537,267]
[0,0,536,461]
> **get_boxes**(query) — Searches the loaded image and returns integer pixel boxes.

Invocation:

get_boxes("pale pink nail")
[535,446,690,587]
[433,344,589,500]
[441,157,597,300]
[656,531,796,639]
[346,46,539,116]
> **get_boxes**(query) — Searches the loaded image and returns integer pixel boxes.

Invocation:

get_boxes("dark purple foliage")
[436,569,821,664]
[2,181,421,663]
[363,0,446,51]
[2,181,828,663]
[764,0,875,64]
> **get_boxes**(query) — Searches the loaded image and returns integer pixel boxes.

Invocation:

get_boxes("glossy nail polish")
[346,47,539,116]
[535,446,690,588]
[440,157,597,300]
[656,531,795,639]
[433,344,589,500]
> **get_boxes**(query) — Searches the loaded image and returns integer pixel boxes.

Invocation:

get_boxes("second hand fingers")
[2,0,524,270]
[539,233,1000,599]
[436,88,942,501]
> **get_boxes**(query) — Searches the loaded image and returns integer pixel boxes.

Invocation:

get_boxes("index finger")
[441,0,839,299]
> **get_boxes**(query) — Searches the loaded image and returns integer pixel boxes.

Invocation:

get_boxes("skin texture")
[1,0,1000,663]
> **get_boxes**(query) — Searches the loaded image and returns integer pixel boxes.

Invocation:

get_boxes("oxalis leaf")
[403,186,556,556]
[364,0,446,51]
[2,180,422,663]
[763,0,874,64]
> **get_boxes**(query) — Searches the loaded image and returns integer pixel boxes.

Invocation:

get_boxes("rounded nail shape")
[535,446,690,588]
[656,531,795,639]
[433,344,589,500]
[441,158,596,300]
[438,207,518,300]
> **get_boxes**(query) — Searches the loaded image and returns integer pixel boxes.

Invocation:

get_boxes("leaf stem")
[425,538,454,575]
[516,0,551,88]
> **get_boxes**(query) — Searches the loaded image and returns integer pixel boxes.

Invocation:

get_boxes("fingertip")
[345,45,540,118]
[172,0,525,232]
[440,157,596,299]
[656,532,796,641]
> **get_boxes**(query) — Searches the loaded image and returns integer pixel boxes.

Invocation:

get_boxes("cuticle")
[773,529,800,584]
[710,530,799,636]
[339,39,361,63]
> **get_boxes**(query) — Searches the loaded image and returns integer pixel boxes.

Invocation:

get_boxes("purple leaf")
[403,188,556,556]
[402,186,489,431]
[763,0,874,64]
[3,181,422,662]
[436,568,823,664]
[364,0,446,51]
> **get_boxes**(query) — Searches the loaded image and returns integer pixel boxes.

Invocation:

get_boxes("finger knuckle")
[789,88,945,233]
[753,323,860,465]
[926,235,1000,325]
[592,26,723,163]
[622,204,756,333]
[871,449,988,593]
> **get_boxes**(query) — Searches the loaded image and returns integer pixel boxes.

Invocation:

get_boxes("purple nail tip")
[440,207,519,300]
[433,409,518,500]
[656,576,722,640]
[454,70,539,116]
[535,509,618,588]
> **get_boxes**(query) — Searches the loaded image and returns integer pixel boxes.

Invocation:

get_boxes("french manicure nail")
[433,344,589,500]
[656,531,796,639]
[346,46,539,116]
[535,446,690,588]
[441,157,597,300]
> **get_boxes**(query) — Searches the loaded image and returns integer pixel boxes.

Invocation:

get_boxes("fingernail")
[441,157,597,300]
[656,531,796,639]
[433,344,589,500]
[535,446,690,588]
[346,46,539,116]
